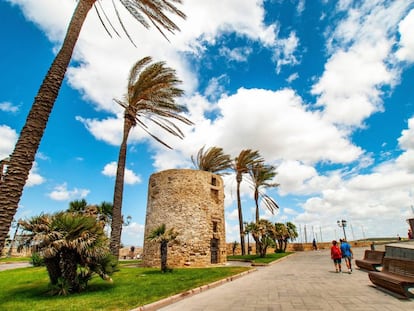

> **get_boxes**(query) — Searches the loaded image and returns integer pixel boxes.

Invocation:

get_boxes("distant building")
[142,169,226,267]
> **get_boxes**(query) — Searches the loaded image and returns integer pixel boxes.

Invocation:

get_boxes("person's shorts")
[333,258,341,264]
[342,255,352,261]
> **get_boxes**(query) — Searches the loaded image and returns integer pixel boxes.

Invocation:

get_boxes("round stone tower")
[142,169,226,267]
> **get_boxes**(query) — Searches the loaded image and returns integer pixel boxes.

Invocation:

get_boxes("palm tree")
[248,219,275,257]
[249,163,279,223]
[110,56,192,257]
[0,0,186,254]
[147,223,178,272]
[274,222,289,252]
[232,149,264,255]
[19,212,116,294]
[191,146,232,175]
[285,221,298,250]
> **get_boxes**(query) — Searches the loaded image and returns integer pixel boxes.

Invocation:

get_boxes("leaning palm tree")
[232,149,264,255]
[0,0,186,254]
[191,146,232,175]
[110,56,192,257]
[147,224,178,272]
[249,163,279,223]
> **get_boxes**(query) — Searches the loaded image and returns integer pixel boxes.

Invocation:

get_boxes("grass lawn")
[0,262,250,311]
[227,252,292,264]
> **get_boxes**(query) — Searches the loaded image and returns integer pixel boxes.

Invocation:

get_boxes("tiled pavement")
[144,246,413,311]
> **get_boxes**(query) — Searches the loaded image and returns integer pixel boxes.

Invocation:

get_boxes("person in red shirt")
[331,240,342,273]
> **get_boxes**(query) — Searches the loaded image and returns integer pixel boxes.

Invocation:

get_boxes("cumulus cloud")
[26,162,45,187]
[396,9,414,63]
[0,125,17,159]
[0,101,19,113]
[48,183,90,201]
[313,1,412,127]
[102,161,141,185]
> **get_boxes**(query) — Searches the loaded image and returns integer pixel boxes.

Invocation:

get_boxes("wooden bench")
[355,250,385,271]
[368,258,414,298]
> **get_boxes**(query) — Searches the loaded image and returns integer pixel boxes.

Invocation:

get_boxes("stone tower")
[142,169,226,267]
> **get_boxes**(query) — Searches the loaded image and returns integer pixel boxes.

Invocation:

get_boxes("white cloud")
[26,162,45,187]
[274,31,300,73]
[0,125,17,159]
[396,9,414,62]
[102,161,141,185]
[122,222,145,247]
[314,1,412,127]
[48,183,90,201]
[219,46,252,62]
[0,101,19,113]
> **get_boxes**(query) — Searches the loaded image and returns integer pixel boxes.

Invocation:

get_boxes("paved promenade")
[154,246,413,311]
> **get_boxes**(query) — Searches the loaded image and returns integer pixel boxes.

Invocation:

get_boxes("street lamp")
[337,220,347,240]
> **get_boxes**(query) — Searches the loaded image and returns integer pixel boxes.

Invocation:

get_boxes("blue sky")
[1,0,414,247]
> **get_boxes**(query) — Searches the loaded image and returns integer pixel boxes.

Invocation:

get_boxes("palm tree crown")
[249,163,279,223]
[191,146,232,175]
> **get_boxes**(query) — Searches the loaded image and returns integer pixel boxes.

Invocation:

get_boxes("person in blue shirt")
[340,239,353,274]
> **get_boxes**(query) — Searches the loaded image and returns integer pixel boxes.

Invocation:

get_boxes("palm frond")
[191,146,232,174]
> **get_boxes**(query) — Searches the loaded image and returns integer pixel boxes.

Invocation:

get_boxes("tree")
[274,222,289,253]
[191,146,232,175]
[110,56,192,257]
[0,0,186,254]
[147,224,178,272]
[247,220,275,257]
[232,149,264,255]
[285,222,298,251]
[249,163,279,223]
[19,212,117,295]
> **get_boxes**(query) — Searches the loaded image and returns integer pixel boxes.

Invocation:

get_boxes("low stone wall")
[227,240,373,255]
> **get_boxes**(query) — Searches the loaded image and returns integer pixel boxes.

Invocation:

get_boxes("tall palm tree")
[249,163,279,223]
[0,0,186,254]
[232,149,264,255]
[147,223,178,272]
[191,146,232,175]
[110,56,192,257]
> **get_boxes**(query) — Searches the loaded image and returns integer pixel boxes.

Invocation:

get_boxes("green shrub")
[31,252,44,267]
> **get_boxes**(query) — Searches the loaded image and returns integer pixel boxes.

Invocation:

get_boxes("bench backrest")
[364,250,385,260]
[382,258,414,277]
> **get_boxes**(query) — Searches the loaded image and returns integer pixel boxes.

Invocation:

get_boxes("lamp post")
[337,219,347,240]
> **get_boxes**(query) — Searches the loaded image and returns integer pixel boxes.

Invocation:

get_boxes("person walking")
[340,239,353,274]
[331,240,342,273]
[312,238,318,250]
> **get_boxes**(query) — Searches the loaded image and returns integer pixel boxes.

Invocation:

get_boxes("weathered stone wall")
[142,169,226,267]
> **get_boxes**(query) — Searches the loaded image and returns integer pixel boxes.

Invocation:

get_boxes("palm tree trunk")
[236,174,246,255]
[44,256,62,285]
[110,118,133,257]
[160,241,168,272]
[0,0,96,254]
[254,188,259,223]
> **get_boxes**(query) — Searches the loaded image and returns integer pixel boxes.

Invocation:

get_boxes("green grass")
[227,252,292,264]
[0,264,250,311]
